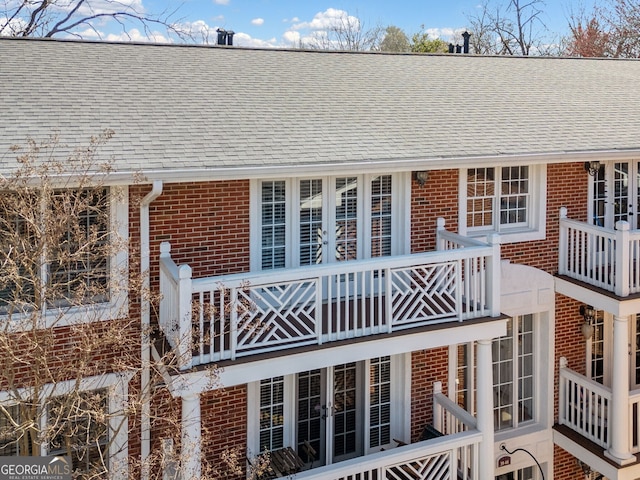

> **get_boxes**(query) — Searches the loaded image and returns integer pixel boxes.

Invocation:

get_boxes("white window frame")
[0,372,132,479]
[1,186,128,330]
[450,313,551,436]
[249,174,410,271]
[246,355,409,464]
[459,164,546,243]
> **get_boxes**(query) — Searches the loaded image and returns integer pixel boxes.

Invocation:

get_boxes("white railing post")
[558,207,568,275]
[615,221,630,297]
[158,242,172,337]
[433,381,443,433]
[558,357,567,426]
[486,233,501,317]
[177,264,193,370]
[436,217,446,251]
[230,286,238,360]
[386,267,393,333]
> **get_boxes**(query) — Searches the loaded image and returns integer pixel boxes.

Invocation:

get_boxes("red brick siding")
[201,386,248,479]
[411,347,449,442]
[411,170,459,253]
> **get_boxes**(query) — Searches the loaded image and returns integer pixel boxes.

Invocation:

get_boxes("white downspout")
[140,180,163,480]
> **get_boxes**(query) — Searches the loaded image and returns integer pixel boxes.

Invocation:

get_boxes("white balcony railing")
[159,221,500,369]
[558,357,611,449]
[558,207,640,296]
[288,431,481,480]
[249,380,481,480]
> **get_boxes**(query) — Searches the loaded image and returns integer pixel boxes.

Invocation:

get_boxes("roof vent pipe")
[216,28,235,46]
[462,31,471,54]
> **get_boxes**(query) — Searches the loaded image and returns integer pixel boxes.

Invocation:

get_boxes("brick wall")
[411,347,449,442]
[201,386,248,479]
[411,170,459,253]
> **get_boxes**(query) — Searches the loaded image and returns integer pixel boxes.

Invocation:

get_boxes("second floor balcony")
[558,207,640,297]
[157,221,501,370]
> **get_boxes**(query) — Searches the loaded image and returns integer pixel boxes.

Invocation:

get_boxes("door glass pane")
[636,162,640,229]
[299,179,323,266]
[297,370,322,464]
[614,162,629,225]
[371,176,392,257]
[493,319,514,430]
[592,165,606,227]
[635,315,640,385]
[369,356,391,448]
[333,363,358,458]
[591,311,605,384]
[518,315,534,424]
[260,377,285,451]
[335,178,358,262]
[261,181,286,269]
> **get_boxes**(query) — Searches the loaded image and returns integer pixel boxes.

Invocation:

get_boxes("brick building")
[2,37,640,479]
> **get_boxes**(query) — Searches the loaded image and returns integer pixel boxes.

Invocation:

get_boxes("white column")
[181,393,202,479]
[476,338,495,479]
[605,314,634,465]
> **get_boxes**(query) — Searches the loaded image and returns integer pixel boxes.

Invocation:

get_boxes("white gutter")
[140,180,163,480]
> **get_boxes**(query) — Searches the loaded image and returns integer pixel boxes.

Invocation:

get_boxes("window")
[453,315,536,432]
[248,356,407,466]
[259,377,285,452]
[48,189,110,305]
[0,372,130,477]
[48,389,109,479]
[493,315,534,430]
[496,466,536,480]
[461,165,546,242]
[0,187,127,325]
[251,174,408,271]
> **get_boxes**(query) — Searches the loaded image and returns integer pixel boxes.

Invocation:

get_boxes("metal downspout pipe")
[140,180,163,480]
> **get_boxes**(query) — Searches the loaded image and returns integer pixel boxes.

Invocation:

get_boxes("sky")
[100,0,597,48]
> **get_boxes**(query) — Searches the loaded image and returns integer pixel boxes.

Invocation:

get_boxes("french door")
[296,363,364,465]
[587,311,640,390]
[256,174,402,271]
[592,161,640,229]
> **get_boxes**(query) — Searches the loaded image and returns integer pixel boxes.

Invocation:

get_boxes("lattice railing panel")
[235,280,318,352]
[385,452,451,480]
[390,263,457,326]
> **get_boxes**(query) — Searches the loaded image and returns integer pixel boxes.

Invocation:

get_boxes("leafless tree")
[0,0,185,40]
[0,132,257,479]
[466,0,553,55]
[304,11,383,51]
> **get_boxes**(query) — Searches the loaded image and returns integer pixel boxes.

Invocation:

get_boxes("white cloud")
[251,18,264,26]
[290,8,359,32]
[213,0,229,5]
[232,31,278,48]
[171,19,219,43]
[282,30,300,45]
[105,27,172,43]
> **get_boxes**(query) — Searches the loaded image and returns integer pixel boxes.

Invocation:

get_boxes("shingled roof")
[2,37,640,180]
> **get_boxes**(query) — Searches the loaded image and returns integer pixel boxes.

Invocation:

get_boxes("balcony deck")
[249,383,481,480]
[157,224,501,370]
[558,207,640,297]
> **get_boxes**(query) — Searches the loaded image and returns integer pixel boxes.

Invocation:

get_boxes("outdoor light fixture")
[413,171,429,187]
[584,161,601,176]
[579,305,596,340]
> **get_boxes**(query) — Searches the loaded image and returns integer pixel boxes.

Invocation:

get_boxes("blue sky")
[32,0,595,47]
[143,0,594,47]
